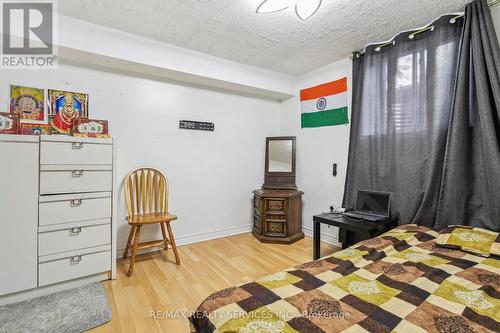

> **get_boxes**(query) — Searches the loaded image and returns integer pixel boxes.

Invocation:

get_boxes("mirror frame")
[263,136,297,190]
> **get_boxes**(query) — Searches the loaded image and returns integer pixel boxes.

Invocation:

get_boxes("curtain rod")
[451,0,499,21]
[354,0,499,57]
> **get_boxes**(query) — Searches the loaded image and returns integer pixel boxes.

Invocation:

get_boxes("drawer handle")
[70,199,82,207]
[70,255,82,264]
[72,142,84,149]
[72,170,84,177]
[70,227,82,234]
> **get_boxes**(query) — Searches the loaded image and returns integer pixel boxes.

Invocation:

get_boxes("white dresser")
[0,134,116,304]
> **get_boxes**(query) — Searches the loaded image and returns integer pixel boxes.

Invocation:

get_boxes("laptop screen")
[355,190,391,216]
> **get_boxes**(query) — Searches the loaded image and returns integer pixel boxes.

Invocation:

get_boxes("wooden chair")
[123,167,180,276]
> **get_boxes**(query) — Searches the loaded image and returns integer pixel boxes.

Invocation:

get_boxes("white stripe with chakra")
[301,91,348,113]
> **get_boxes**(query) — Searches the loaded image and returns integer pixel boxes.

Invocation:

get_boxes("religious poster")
[300,77,349,128]
[10,85,45,123]
[48,89,88,135]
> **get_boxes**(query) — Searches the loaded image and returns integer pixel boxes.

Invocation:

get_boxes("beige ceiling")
[59,0,465,76]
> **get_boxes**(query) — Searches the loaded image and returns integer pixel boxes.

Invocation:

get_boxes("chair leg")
[166,222,180,265]
[128,225,142,276]
[160,222,169,250]
[122,225,136,259]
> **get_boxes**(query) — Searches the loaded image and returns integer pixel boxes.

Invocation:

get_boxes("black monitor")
[355,190,392,216]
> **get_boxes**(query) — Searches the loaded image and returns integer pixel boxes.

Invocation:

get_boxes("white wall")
[279,58,352,245]
[0,64,281,250]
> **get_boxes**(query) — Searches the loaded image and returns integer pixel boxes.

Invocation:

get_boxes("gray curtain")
[435,0,500,231]
[344,0,500,231]
[343,15,464,226]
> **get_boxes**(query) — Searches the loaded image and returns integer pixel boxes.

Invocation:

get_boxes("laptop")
[343,190,392,222]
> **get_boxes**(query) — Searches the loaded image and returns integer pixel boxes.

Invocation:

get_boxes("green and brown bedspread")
[190,225,500,332]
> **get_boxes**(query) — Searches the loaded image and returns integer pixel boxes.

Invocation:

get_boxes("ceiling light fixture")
[256,0,323,20]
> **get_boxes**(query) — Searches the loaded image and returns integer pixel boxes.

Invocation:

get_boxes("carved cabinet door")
[264,198,287,237]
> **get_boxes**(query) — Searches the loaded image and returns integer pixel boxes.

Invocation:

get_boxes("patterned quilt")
[190,225,500,333]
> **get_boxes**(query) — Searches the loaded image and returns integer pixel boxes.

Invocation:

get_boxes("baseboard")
[302,226,342,247]
[175,224,253,246]
[118,224,253,256]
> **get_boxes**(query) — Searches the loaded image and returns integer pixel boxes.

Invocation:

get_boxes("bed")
[190,224,500,333]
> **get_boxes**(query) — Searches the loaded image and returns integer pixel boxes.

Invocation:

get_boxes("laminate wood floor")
[90,233,338,333]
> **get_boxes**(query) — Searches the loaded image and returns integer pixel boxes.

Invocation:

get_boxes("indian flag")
[300,77,349,128]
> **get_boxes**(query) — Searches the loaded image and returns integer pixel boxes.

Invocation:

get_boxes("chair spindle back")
[123,167,169,217]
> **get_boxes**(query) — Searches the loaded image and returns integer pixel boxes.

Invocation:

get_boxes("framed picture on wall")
[72,118,109,138]
[48,89,89,135]
[9,85,46,124]
[0,112,20,134]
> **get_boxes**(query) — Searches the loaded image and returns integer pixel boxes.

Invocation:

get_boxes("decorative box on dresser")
[0,134,116,305]
[252,136,304,244]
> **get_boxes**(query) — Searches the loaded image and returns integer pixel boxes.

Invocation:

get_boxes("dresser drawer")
[40,138,112,165]
[264,219,287,237]
[39,193,111,226]
[40,168,112,195]
[265,198,287,214]
[39,223,111,256]
[38,249,111,286]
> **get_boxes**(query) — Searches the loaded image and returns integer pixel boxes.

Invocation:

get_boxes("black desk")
[313,213,397,260]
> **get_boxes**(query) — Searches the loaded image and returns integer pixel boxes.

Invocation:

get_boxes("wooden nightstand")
[312,213,397,260]
[253,189,304,244]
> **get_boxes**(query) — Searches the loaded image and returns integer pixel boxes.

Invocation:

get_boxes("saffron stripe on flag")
[300,77,347,101]
[301,107,349,128]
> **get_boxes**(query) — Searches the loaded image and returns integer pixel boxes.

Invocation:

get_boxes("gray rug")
[0,283,111,333]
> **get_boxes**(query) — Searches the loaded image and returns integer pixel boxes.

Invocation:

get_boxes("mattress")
[190,224,500,333]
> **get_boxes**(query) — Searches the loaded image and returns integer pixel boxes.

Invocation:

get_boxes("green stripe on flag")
[301,107,349,128]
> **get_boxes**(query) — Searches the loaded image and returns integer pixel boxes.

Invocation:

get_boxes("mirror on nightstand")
[264,136,296,190]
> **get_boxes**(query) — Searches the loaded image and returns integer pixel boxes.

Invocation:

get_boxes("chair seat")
[127,212,178,225]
